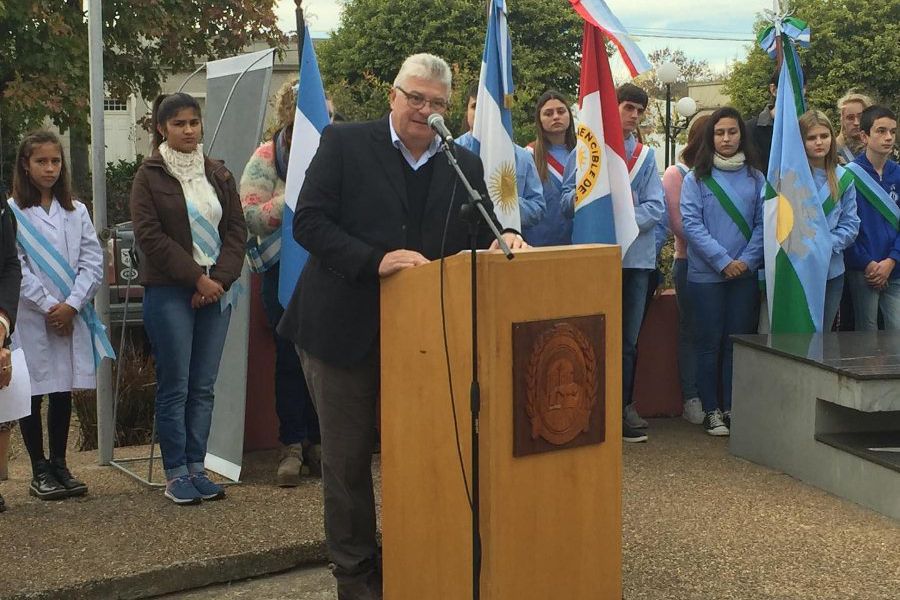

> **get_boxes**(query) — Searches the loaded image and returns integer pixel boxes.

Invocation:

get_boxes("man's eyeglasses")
[394,86,449,112]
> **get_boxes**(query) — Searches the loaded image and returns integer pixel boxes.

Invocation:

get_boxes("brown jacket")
[130,151,247,290]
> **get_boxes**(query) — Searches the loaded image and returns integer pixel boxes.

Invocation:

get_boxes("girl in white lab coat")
[9,130,106,500]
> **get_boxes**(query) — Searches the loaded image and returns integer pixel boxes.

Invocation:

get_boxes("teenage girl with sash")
[9,130,111,500]
[131,93,247,504]
[680,107,765,437]
[799,110,860,330]
[524,90,576,246]
[661,115,709,427]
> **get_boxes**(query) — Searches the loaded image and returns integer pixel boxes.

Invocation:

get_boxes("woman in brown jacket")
[130,92,247,505]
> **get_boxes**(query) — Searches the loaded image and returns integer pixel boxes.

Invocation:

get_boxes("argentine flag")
[571,22,639,255]
[471,0,520,230]
[278,26,331,307]
[763,31,831,332]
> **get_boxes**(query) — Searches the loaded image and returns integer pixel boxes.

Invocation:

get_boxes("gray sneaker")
[277,444,303,487]
[682,397,704,425]
[623,403,648,429]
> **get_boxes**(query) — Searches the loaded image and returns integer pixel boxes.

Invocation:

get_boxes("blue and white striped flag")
[278,26,331,307]
[471,0,520,230]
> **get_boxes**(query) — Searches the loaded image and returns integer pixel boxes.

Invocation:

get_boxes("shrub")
[105,156,143,226]
[72,334,156,451]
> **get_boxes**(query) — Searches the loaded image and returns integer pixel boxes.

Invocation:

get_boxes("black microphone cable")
[438,172,473,510]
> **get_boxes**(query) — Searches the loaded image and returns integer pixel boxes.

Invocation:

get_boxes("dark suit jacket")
[277,116,501,367]
[0,203,22,347]
[745,106,774,177]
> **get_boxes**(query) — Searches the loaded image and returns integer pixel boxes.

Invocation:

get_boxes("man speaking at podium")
[278,53,526,599]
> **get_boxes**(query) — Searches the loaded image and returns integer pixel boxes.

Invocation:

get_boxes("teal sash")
[8,201,115,367]
[701,174,752,241]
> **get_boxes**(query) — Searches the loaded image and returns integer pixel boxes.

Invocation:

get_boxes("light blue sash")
[186,202,243,311]
[246,229,281,273]
[8,201,115,368]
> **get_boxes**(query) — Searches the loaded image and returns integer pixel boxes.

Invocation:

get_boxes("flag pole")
[295,0,306,66]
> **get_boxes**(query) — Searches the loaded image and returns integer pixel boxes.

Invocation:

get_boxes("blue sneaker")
[164,475,202,505]
[191,472,225,501]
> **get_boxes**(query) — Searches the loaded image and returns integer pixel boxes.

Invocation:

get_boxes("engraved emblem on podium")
[513,315,605,457]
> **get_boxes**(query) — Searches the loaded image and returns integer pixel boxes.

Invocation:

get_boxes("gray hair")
[393,53,452,97]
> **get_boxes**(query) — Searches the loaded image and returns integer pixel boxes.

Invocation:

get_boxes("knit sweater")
[239,140,285,238]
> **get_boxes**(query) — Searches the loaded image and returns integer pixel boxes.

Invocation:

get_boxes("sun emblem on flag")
[575,124,602,206]
[488,161,518,214]
[774,169,817,256]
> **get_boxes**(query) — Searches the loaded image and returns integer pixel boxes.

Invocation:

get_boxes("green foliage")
[724,0,900,119]
[317,0,583,145]
[0,0,285,193]
[105,156,144,226]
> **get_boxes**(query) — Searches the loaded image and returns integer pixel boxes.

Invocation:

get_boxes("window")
[104,98,128,112]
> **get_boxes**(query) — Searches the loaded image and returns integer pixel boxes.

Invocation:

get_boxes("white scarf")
[158,142,222,266]
[713,151,746,172]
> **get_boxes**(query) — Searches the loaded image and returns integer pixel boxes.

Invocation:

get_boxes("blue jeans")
[673,259,698,400]
[846,271,900,331]
[689,276,759,414]
[143,285,232,479]
[261,264,320,446]
[823,275,844,332]
[622,268,652,408]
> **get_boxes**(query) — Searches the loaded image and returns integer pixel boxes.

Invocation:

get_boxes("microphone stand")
[436,138,513,600]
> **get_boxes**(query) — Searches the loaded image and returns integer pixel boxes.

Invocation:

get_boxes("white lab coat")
[10,199,103,395]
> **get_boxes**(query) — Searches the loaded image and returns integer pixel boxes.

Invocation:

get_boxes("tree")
[723,0,900,120]
[641,47,714,98]
[317,0,584,144]
[0,0,285,196]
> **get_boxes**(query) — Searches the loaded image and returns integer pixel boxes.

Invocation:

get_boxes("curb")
[10,540,329,600]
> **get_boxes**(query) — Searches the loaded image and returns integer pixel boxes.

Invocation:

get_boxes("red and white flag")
[571,23,639,253]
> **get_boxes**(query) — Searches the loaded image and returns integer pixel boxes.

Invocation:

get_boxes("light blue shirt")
[528,144,576,247]
[559,135,664,268]
[621,135,665,269]
[813,167,859,280]
[454,132,545,229]
[389,113,441,170]
[680,166,765,283]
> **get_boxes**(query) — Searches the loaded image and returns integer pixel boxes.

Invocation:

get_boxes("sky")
[275,0,779,76]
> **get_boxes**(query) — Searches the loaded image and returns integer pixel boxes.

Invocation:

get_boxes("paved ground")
[162,566,335,599]
[1,418,897,599]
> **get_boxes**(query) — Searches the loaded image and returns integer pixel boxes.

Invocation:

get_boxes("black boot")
[29,460,69,500]
[50,458,88,497]
[0,492,6,512]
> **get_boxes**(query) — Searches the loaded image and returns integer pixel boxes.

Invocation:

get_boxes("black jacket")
[0,203,22,347]
[277,117,500,367]
[746,106,774,177]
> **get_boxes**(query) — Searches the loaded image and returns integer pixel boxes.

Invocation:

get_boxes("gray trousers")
[298,347,381,588]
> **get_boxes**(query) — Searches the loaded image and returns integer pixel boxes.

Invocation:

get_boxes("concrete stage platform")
[731,331,900,520]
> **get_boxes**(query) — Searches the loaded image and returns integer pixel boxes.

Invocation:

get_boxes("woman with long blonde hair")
[798,109,859,329]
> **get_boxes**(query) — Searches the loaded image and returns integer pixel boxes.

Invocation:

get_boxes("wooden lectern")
[381,245,622,599]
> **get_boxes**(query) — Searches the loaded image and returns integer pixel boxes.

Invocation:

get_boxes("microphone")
[427,113,455,145]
